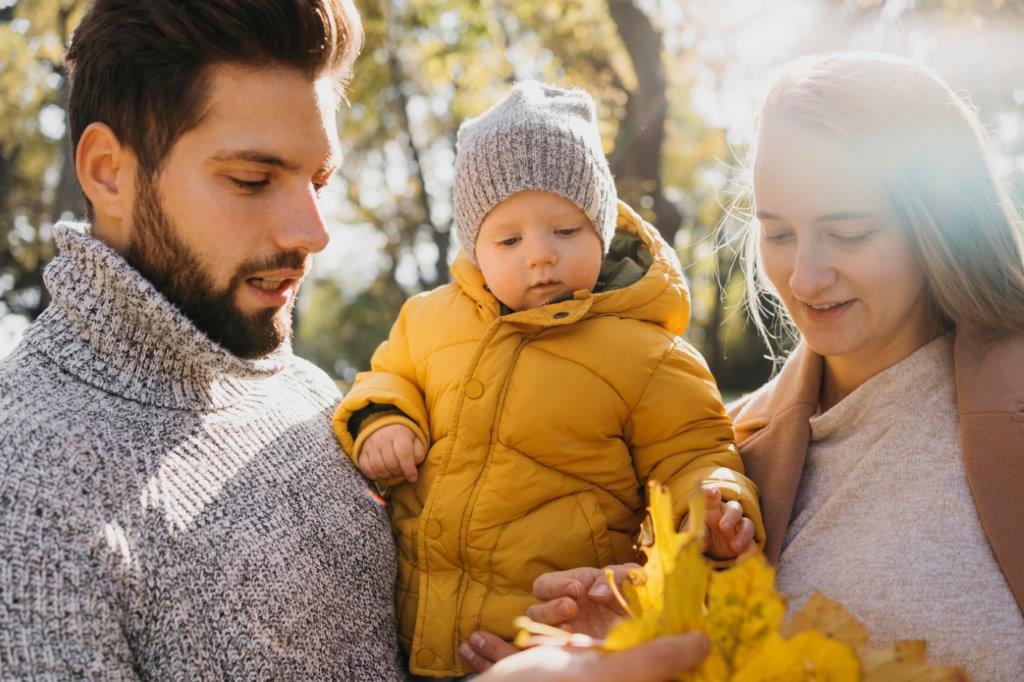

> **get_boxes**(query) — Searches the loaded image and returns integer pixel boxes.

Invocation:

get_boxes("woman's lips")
[801,299,856,321]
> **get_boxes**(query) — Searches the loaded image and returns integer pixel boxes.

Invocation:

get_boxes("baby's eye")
[555,227,581,237]
[499,236,521,247]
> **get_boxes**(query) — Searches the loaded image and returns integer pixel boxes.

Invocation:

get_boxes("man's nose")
[789,241,837,299]
[272,185,330,255]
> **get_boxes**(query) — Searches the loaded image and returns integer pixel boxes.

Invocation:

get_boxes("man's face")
[124,63,340,358]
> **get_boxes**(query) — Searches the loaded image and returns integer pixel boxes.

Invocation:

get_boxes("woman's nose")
[789,242,838,299]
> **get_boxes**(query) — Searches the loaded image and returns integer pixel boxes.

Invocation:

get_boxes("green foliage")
[4,0,1024,391]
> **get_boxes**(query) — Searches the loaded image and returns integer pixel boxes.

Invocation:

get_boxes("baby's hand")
[701,486,755,560]
[357,424,426,483]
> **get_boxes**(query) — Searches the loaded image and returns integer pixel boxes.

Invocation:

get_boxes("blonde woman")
[464,52,1024,680]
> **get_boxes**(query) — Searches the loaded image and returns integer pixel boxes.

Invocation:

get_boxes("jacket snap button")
[425,519,442,538]
[465,379,484,399]
[416,649,435,667]
[553,311,569,319]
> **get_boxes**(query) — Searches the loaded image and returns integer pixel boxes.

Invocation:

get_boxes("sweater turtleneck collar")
[24,221,292,411]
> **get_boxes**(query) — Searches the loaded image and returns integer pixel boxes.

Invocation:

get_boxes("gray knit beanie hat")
[453,81,618,265]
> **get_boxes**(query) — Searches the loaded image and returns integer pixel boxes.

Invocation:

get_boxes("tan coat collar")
[730,331,1024,615]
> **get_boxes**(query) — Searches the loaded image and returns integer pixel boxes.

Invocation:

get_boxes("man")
[0,0,708,678]
[0,1,403,678]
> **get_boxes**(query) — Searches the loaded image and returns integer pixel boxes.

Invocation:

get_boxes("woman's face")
[753,118,935,366]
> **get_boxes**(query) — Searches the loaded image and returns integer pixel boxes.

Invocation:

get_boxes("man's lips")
[244,270,304,305]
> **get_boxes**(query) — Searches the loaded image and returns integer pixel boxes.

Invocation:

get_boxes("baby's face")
[476,190,603,311]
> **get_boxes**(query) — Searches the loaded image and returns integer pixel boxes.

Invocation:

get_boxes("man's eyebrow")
[816,210,875,222]
[209,150,301,172]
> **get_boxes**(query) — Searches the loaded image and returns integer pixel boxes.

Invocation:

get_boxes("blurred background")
[2,0,1023,394]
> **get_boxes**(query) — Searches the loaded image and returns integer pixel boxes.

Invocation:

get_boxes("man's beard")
[124,175,307,359]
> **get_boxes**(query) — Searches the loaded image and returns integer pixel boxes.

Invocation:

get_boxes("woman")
[466,51,1024,680]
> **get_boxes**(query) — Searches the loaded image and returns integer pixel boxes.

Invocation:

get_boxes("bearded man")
[0,1,405,678]
[0,1,714,678]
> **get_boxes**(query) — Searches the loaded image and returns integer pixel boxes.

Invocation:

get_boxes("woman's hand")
[470,631,710,681]
[460,563,640,674]
[526,564,638,637]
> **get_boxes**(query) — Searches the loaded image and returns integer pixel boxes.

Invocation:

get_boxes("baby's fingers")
[719,500,744,533]
[359,446,384,479]
[730,517,756,554]
[412,437,427,465]
[394,447,419,482]
[379,446,405,479]
[702,485,722,507]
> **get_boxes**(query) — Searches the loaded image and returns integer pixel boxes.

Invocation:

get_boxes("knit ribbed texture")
[0,222,403,679]
[775,334,1024,681]
[453,81,618,264]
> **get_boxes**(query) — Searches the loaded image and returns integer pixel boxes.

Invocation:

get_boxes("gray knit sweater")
[0,222,403,680]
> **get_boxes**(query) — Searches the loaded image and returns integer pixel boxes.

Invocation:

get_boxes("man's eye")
[229,177,269,191]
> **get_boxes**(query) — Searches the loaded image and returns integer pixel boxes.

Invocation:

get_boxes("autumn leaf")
[785,593,970,681]
[603,483,706,651]
[705,554,787,673]
[732,631,859,681]
[514,483,972,681]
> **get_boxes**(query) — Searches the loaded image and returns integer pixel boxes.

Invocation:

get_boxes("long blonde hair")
[727,51,1024,356]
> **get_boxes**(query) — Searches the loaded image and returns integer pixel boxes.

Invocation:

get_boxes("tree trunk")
[383,3,451,289]
[605,0,683,245]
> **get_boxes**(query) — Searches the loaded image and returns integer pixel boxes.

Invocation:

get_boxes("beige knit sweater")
[775,334,1024,680]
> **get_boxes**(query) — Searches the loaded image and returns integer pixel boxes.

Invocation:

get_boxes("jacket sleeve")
[628,339,766,550]
[331,298,431,465]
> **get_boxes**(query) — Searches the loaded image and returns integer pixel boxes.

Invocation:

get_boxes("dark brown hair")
[65,0,362,179]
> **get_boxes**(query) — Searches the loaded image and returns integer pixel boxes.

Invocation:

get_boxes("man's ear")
[75,122,137,251]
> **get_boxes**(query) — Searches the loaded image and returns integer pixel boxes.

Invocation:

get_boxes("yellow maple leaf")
[784,593,970,681]
[603,483,706,652]
[515,484,972,681]
[705,554,787,673]
[732,631,860,681]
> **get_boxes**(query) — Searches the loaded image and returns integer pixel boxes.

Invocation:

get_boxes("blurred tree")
[4,0,1023,390]
[0,0,84,319]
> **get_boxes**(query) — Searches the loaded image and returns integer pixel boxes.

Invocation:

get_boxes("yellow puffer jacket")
[333,202,764,676]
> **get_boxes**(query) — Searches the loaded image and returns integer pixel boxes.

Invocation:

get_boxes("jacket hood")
[450,201,690,334]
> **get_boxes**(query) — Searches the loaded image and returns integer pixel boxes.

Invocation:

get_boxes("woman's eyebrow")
[816,210,876,222]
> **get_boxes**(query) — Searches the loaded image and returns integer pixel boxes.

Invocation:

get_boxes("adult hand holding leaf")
[516,482,970,681]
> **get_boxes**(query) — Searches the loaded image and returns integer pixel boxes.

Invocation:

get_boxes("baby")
[332,81,764,677]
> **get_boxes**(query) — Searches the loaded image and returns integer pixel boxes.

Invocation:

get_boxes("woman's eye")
[763,231,793,243]
[832,230,876,244]
[229,177,270,191]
